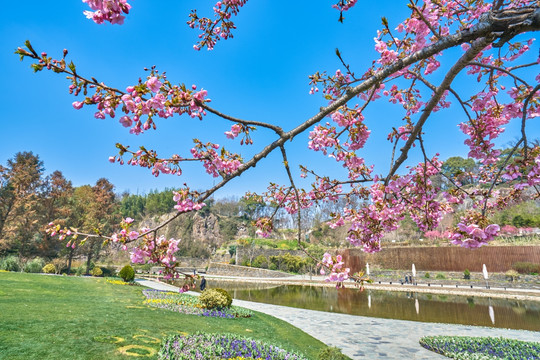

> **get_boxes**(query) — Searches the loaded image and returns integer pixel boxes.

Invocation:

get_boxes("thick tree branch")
[386,37,493,184]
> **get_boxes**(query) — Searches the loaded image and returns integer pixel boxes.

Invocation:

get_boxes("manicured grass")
[420,336,540,359]
[0,272,327,359]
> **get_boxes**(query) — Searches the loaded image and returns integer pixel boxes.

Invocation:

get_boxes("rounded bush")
[505,269,519,281]
[91,267,103,277]
[0,256,20,272]
[119,265,135,282]
[24,258,45,273]
[100,266,116,277]
[213,288,233,307]
[42,263,56,274]
[199,289,229,309]
[318,346,348,360]
[75,265,86,276]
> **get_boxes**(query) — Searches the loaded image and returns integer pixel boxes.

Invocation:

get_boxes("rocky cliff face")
[191,212,223,248]
[139,211,232,256]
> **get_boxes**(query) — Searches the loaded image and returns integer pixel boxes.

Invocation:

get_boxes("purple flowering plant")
[158,332,308,360]
[142,289,252,319]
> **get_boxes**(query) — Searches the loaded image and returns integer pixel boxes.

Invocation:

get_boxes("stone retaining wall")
[207,262,294,278]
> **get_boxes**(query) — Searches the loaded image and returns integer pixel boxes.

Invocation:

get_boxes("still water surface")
[200,280,540,331]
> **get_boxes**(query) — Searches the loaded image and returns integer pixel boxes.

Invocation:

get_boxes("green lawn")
[0,272,327,359]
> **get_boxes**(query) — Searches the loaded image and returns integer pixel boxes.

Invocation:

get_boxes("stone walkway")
[136,279,539,359]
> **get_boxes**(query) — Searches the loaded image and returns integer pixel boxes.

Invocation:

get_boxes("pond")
[193,280,540,331]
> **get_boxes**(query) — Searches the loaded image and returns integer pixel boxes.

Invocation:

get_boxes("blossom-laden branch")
[187,0,249,51]
[22,1,540,284]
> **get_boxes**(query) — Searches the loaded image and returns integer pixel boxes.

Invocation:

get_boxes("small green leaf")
[68,61,76,73]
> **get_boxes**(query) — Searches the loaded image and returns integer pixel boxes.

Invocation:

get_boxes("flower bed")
[158,332,308,360]
[106,277,139,286]
[420,336,540,359]
[142,290,253,319]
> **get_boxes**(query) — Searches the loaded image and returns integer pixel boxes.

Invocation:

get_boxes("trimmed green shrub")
[463,269,471,280]
[424,272,430,279]
[100,266,116,277]
[229,258,236,265]
[24,258,45,273]
[91,267,103,277]
[0,256,21,272]
[505,269,519,281]
[75,264,87,276]
[213,288,233,308]
[435,273,445,279]
[199,289,229,309]
[119,265,135,282]
[251,254,268,269]
[318,346,348,360]
[42,263,56,274]
[513,262,540,275]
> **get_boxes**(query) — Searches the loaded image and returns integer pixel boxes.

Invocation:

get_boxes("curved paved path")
[136,279,539,359]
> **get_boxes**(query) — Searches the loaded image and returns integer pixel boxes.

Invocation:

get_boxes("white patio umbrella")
[412,264,416,285]
[483,264,489,288]
[366,262,370,276]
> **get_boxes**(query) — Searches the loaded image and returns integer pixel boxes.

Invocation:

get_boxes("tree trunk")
[67,247,74,274]
[85,249,93,275]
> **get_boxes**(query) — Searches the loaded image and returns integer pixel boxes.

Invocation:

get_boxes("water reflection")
[199,280,540,331]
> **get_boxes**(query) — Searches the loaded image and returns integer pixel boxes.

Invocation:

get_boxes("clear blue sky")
[1,1,538,197]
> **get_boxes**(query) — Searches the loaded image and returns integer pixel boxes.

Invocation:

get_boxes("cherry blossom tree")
[16,0,540,284]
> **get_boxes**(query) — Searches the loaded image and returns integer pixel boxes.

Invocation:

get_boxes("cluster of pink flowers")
[308,123,338,155]
[308,177,343,202]
[254,217,273,238]
[449,221,500,248]
[424,230,452,239]
[319,253,350,286]
[130,235,180,280]
[322,156,453,253]
[46,223,76,248]
[500,152,540,190]
[172,188,205,213]
[109,147,183,178]
[332,0,358,13]
[188,0,248,51]
[82,0,131,25]
[374,38,398,66]
[71,74,210,138]
[500,225,519,235]
[190,140,243,178]
[225,124,242,139]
